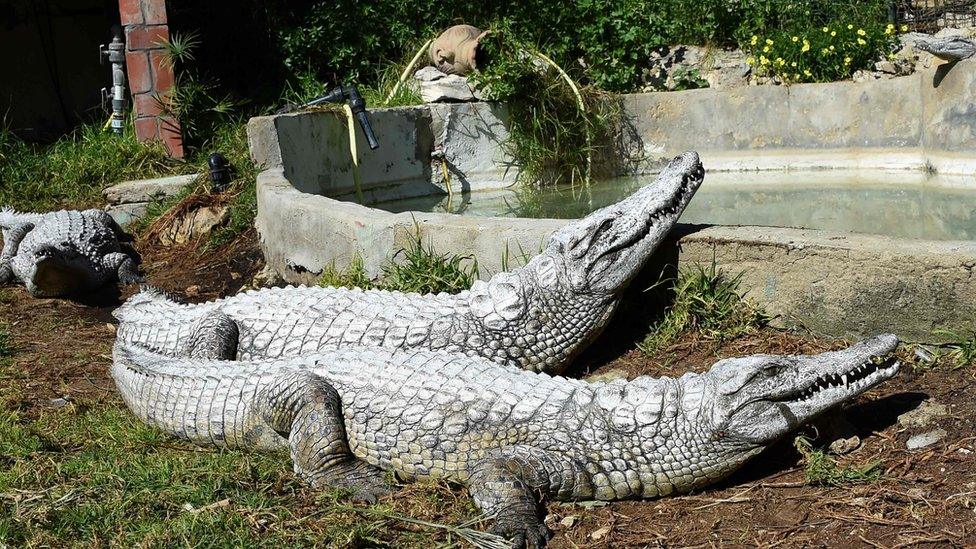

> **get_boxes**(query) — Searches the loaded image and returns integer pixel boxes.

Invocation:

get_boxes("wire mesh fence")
[894,1,976,32]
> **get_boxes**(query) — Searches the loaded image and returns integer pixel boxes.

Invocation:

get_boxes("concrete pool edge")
[255,169,976,343]
[250,60,976,342]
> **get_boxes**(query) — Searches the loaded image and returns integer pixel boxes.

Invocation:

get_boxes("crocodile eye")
[762,365,782,377]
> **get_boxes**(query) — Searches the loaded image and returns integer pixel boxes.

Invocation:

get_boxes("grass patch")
[794,436,882,487]
[0,367,485,546]
[0,123,191,212]
[933,329,976,370]
[318,233,476,295]
[639,264,767,355]
[0,323,13,358]
[319,256,375,290]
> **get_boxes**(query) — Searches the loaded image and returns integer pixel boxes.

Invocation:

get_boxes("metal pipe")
[100,31,126,135]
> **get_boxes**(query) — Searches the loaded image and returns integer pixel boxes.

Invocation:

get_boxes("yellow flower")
[857,29,866,36]
[821,48,829,55]
[802,40,811,52]
[792,36,799,42]
[776,57,785,66]
[901,24,909,32]
[759,55,769,66]
[844,56,852,65]
[791,61,797,67]
[751,35,759,45]
[831,31,837,37]
[857,38,867,45]
[804,69,812,76]
[763,46,770,53]
[847,24,854,30]
[829,45,835,51]
[822,27,830,33]
[747,56,755,65]
[794,73,801,79]
[766,38,774,45]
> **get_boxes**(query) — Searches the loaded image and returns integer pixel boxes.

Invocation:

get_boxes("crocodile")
[908,32,976,62]
[0,207,141,297]
[112,334,900,547]
[114,151,705,373]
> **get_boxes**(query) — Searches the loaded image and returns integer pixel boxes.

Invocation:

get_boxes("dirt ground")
[3,232,974,548]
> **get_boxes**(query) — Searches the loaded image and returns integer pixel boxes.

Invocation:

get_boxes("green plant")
[934,329,976,370]
[472,24,622,186]
[319,256,375,289]
[157,32,248,153]
[639,263,767,355]
[382,232,477,294]
[317,232,476,295]
[0,323,13,358]
[0,123,189,211]
[794,436,882,486]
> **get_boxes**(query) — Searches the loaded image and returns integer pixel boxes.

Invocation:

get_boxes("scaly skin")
[0,207,140,297]
[910,33,976,61]
[114,152,706,373]
[112,335,900,547]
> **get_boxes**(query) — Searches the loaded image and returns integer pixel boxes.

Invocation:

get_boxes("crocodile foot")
[311,460,392,504]
[492,510,552,549]
[0,263,12,285]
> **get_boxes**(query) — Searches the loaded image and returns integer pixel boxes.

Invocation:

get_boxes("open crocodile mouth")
[791,355,900,403]
[598,163,706,259]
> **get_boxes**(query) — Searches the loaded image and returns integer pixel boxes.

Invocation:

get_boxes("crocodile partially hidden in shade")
[114,152,705,373]
[112,334,900,547]
[0,207,141,297]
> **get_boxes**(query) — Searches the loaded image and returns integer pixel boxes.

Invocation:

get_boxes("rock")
[907,429,946,450]
[247,265,283,290]
[49,397,69,408]
[643,46,752,91]
[914,345,937,364]
[185,285,200,298]
[590,526,611,540]
[829,435,862,455]
[852,69,884,83]
[413,66,481,103]
[159,205,229,246]
[103,174,199,205]
[106,202,149,229]
[897,400,949,429]
[559,515,578,528]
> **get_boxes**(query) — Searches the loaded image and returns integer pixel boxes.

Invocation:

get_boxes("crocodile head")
[700,334,900,461]
[540,151,704,295]
[25,242,93,297]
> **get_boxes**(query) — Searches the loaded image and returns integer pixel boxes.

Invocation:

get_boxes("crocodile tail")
[0,206,43,229]
[114,285,182,322]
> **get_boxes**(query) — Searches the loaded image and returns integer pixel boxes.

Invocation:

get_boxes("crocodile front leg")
[0,222,33,284]
[103,252,143,284]
[466,446,589,548]
[261,372,392,503]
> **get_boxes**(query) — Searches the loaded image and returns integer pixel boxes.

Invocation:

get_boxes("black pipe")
[300,85,379,150]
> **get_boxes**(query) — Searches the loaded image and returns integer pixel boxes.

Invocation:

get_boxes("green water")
[371,170,976,241]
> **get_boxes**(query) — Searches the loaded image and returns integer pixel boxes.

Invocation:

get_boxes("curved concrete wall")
[248,59,976,343]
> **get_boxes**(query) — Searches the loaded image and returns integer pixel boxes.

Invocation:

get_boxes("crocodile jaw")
[544,151,704,295]
[707,334,900,446]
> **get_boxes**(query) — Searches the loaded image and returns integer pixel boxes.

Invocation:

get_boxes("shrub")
[745,22,903,83]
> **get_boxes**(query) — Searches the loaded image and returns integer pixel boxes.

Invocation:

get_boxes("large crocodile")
[114,151,705,373]
[0,207,141,297]
[112,334,900,547]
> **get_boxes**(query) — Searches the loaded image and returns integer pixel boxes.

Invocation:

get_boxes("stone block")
[103,174,199,204]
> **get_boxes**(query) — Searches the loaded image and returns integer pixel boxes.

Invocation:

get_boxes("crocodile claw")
[492,516,552,548]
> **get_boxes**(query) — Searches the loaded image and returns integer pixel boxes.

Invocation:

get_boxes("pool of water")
[371,170,976,241]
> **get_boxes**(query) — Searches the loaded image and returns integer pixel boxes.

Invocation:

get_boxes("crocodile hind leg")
[262,372,391,503]
[0,222,33,284]
[466,446,588,548]
[187,312,240,360]
[103,252,143,285]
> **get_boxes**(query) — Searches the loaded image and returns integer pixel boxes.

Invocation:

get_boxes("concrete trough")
[248,60,976,343]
